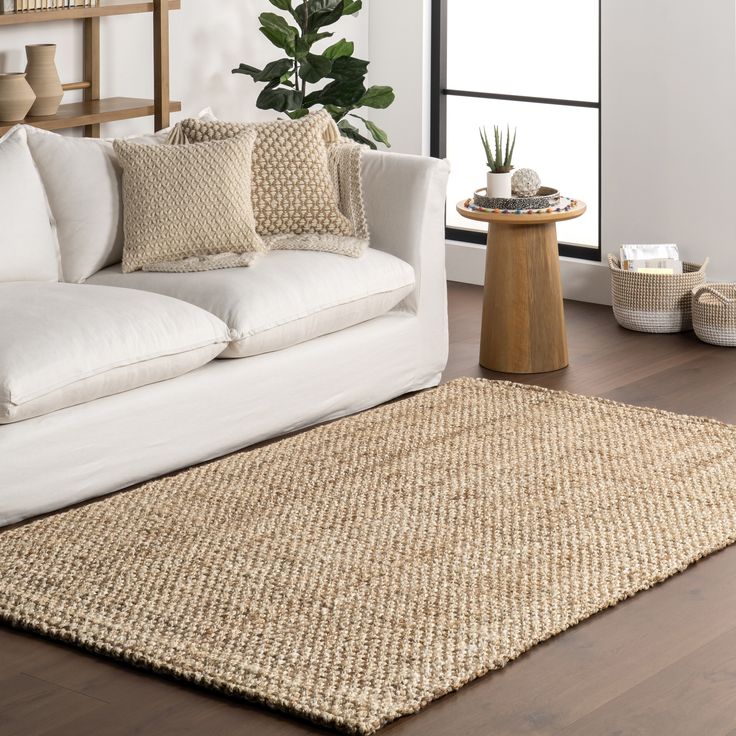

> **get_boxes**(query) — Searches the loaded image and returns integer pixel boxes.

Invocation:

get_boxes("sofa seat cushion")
[87,249,416,358]
[0,283,230,424]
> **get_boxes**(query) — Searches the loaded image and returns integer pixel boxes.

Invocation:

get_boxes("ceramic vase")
[25,44,63,117]
[486,171,513,199]
[0,73,36,122]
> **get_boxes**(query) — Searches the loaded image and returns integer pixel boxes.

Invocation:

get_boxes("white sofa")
[0,138,450,527]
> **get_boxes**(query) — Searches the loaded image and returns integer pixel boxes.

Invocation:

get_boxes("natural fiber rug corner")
[2,378,736,733]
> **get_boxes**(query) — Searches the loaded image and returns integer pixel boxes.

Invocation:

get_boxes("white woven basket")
[608,255,708,333]
[692,283,736,346]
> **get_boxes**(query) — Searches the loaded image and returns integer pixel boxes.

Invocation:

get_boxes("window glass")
[446,0,599,102]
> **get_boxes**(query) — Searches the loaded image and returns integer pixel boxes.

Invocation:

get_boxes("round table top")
[456,199,587,225]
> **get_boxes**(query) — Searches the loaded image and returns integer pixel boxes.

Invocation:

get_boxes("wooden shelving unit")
[0,0,181,137]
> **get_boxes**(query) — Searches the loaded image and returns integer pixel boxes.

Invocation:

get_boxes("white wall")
[602,0,736,284]
[0,0,370,137]
[367,0,430,155]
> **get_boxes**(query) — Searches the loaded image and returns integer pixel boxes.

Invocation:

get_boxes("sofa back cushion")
[0,126,60,283]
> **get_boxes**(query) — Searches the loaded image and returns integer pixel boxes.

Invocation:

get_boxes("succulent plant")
[480,125,517,173]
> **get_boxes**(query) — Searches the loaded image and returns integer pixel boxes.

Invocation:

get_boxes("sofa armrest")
[361,151,450,317]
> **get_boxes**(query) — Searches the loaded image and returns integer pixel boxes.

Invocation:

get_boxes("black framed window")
[431,0,601,261]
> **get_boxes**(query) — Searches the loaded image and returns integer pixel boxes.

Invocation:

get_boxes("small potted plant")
[480,125,517,198]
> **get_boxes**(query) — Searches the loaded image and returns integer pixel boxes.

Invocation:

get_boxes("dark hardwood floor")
[3,281,736,736]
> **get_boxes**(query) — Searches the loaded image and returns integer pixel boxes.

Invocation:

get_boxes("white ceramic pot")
[486,171,513,199]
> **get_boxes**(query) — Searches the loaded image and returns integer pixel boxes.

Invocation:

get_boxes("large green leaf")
[324,104,348,122]
[305,78,365,108]
[338,119,376,149]
[329,55,368,81]
[323,38,354,60]
[287,108,310,119]
[343,0,362,14]
[231,63,261,78]
[304,31,334,46]
[359,85,395,109]
[259,12,299,55]
[293,0,345,31]
[296,32,333,59]
[257,84,304,112]
[299,53,333,83]
[233,58,294,83]
[268,0,293,9]
[255,58,295,82]
[350,113,390,147]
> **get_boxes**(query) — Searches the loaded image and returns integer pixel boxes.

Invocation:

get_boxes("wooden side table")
[456,200,587,374]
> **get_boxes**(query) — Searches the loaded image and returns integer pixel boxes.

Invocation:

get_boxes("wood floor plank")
[2,281,736,735]
[0,672,104,736]
[560,626,736,736]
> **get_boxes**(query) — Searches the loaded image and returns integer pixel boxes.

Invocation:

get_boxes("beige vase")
[25,44,63,117]
[0,73,36,123]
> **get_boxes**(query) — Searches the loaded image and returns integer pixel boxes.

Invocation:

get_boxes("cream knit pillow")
[114,134,264,273]
[177,111,368,257]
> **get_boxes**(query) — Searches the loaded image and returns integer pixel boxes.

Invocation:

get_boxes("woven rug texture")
[2,378,736,733]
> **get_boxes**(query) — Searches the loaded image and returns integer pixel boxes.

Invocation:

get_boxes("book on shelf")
[5,0,100,10]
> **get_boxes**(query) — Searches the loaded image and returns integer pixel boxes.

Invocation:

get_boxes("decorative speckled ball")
[511,168,541,197]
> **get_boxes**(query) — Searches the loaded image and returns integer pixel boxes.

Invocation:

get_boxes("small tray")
[473,186,560,211]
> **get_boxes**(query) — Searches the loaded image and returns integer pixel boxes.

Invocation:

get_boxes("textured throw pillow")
[114,133,265,273]
[0,126,60,283]
[177,111,369,257]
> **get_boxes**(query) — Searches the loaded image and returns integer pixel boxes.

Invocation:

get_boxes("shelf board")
[0,0,180,26]
[0,96,182,134]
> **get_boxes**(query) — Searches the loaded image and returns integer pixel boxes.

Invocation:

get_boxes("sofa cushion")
[0,283,230,424]
[88,249,415,358]
[0,126,60,283]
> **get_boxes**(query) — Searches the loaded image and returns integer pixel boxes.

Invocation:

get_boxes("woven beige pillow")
[176,111,368,257]
[114,133,265,273]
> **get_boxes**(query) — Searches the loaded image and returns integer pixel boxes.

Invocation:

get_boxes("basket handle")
[696,257,710,274]
[693,285,735,305]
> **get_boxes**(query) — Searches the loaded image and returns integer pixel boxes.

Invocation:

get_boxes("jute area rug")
[2,378,736,734]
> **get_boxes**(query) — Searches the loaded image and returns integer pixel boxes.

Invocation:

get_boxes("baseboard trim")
[445,240,612,306]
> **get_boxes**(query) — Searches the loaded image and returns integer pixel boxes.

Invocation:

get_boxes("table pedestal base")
[480,221,569,374]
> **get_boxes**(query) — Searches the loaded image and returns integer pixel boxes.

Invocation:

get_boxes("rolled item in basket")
[620,244,683,274]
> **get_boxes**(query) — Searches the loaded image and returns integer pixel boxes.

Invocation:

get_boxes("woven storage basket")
[608,255,708,333]
[692,283,736,346]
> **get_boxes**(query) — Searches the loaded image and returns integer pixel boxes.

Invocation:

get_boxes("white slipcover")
[0,150,450,526]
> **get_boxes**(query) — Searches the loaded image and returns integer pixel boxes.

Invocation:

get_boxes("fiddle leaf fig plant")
[232,0,395,149]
